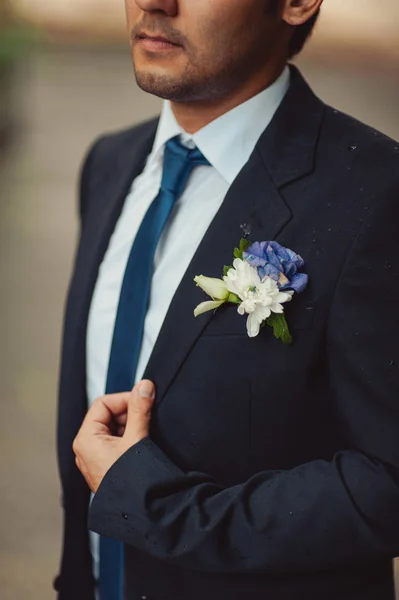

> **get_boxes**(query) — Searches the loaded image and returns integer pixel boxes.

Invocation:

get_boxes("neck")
[170,62,287,134]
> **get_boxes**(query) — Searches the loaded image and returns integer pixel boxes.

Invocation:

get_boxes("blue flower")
[243,241,308,293]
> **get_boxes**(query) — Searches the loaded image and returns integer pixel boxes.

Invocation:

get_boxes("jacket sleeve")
[89,186,399,574]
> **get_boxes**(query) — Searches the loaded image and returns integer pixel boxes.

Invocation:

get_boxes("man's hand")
[73,380,155,493]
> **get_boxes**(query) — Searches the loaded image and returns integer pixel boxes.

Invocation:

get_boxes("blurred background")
[0,0,398,598]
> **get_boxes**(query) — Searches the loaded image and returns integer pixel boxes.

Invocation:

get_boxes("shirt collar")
[150,66,290,185]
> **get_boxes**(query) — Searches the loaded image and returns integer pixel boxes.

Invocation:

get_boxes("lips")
[137,33,181,47]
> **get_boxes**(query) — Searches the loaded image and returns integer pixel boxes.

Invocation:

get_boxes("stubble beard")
[133,51,258,104]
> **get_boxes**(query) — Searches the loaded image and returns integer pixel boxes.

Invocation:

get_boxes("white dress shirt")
[86,66,290,577]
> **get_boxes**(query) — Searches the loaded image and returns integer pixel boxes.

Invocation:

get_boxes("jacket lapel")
[68,119,159,390]
[143,155,291,405]
[143,67,326,406]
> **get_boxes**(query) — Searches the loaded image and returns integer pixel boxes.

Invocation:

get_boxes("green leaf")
[239,238,251,253]
[231,238,252,263]
[223,265,232,277]
[227,293,241,305]
[266,313,293,346]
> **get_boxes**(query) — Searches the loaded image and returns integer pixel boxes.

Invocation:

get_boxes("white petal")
[224,277,241,298]
[232,258,243,270]
[224,259,261,299]
[194,300,225,317]
[276,290,294,304]
[194,276,229,300]
[237,303,246,316]
[246,313,261,338]
[259,295,273,307]
[270,303,284,314]
[256,305,272,321]
[223,269,241,297]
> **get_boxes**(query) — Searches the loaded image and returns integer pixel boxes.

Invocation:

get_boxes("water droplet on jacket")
[240,223,252,237]
[390,360,395,367]
[122,513,128,520]
[349,145,357,151]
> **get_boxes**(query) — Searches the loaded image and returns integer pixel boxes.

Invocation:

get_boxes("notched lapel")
[144,67,326,407]
[259,65,326,188]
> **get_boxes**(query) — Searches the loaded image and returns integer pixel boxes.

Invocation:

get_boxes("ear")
[282,0,323,27]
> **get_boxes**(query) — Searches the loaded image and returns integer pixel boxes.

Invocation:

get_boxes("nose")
[134,0,178,17]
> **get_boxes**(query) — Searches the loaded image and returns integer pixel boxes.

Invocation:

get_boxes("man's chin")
[134,71,192,102]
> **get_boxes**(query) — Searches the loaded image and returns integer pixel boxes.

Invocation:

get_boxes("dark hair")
[288,9,321,58]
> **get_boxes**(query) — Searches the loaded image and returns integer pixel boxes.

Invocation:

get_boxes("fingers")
[99,392,131,417]
[83,392,130,433]
[131,380,156,417]
[136,380,155,401]
[80,382,155,443]
[123,380,155,442]
[114,413,127,426]
[113,412,127,437]
[115,425,126,437]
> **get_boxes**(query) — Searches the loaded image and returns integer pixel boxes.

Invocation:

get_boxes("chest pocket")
[201,299,316,337]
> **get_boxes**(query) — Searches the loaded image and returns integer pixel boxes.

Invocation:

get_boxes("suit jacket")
[56,66,399,600]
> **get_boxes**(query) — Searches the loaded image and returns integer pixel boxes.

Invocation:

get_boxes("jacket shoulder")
[322,105,399,165]
[313,105,399,243]
[78,118,159,220]
[85,117,159,169]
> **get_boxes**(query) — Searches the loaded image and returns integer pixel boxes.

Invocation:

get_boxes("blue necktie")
[99,136,209,600]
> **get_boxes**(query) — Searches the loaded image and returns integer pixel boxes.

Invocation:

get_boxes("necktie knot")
[161,136,210,195]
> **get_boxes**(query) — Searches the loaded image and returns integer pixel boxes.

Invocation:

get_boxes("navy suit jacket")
[56,67,399,600]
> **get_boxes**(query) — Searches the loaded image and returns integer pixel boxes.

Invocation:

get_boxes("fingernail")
[138,380,155,399]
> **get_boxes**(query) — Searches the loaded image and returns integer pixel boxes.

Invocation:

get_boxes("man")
[56,0,399,598]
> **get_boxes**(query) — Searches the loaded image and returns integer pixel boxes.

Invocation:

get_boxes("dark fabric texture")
[56,66,399,600]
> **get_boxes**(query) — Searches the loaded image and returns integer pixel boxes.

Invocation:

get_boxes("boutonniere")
[193,239,308,344]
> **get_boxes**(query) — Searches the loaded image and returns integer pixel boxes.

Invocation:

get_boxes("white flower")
[224,259,294,337]
[194,275,229,300]
[193,275,230,317]
[194,299,226,317]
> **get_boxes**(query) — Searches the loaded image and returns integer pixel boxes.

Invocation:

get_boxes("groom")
[56,0,399,599]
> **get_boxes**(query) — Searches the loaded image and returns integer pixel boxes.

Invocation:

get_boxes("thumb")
[123,380,155,443]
